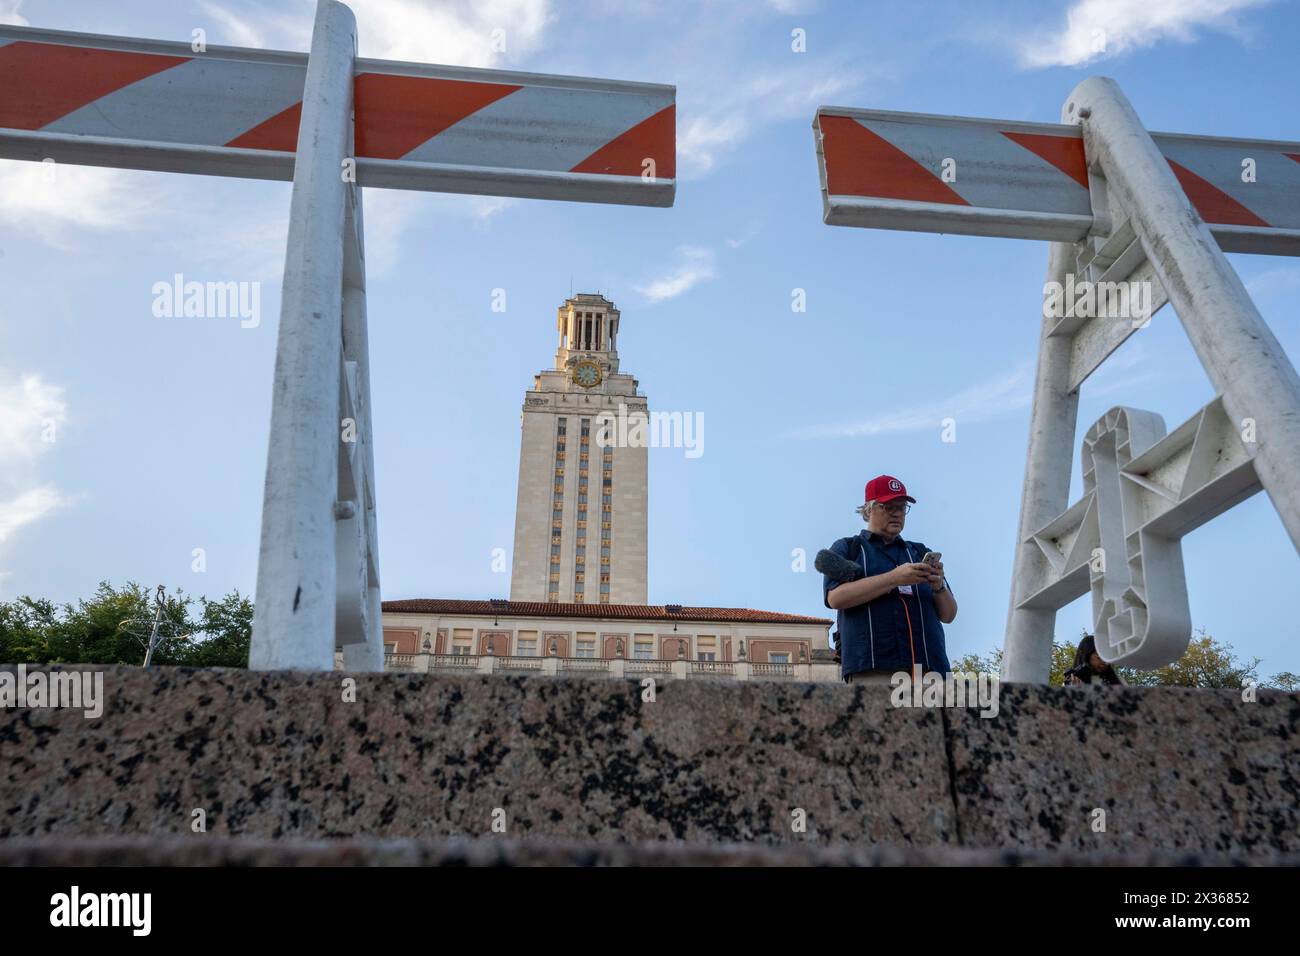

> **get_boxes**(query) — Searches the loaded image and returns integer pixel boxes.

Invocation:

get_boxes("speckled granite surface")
[3,836,1297,867]
[1,667,953,844]
[947,683,1300,854]
[2,667,1297,855]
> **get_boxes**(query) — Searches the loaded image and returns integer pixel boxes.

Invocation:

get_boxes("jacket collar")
[862,529,904,548]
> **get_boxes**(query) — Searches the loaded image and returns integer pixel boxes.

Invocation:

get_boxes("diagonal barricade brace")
[814,106,1300,254]
[1003,78,1300,681]
[812,77,1300,682]
[0,0,676,671]
[0,22,675,205]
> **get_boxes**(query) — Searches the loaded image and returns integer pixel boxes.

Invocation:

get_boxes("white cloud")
[159,189,290,285]
[0,161,161,248]
[348,0,552,66]
[634,245,717,303]
[464,195,517,221]
[203,0,555,64]
[0,0,27,26]
[725,223,762,248]
[357,188,517,277]
[0,373,71,547]
[0,487,67,544]
[0,374,67,466]
[679,115,749,178]
[791,360,1035,439]
[1017,0,1271,69]
[159,1,552,276]
[197,1,275,48]
[678,65,862,177]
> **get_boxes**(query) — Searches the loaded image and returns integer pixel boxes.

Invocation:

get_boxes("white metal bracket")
[1016,397,1260,666]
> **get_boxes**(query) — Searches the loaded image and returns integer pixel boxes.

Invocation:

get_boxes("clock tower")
[509,294,649,604]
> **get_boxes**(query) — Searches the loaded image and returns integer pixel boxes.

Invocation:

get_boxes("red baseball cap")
[865,474,915,505]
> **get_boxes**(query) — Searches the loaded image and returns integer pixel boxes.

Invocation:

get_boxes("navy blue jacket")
[822,530,952,680]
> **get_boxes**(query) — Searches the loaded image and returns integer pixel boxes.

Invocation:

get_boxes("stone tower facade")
[509,294,648,604]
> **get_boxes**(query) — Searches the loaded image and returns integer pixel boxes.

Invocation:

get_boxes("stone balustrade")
[370,654,841,682]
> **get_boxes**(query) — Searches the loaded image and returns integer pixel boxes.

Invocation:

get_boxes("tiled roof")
[381,598,832,627]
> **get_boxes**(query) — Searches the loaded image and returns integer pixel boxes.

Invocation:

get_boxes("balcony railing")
[625,659,673,674]
[491,658,543,671]
[365,654,838,682]
[561,658,611,673]
[690,661,735,676]
[497,655,544,671]
[430,653,479,669]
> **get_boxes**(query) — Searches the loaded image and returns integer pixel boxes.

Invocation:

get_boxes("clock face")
[572,361,602,389]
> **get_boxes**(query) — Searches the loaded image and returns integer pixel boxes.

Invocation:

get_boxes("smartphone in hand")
[921,551,942,567]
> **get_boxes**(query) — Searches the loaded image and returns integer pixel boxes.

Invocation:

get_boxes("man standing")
[822,475,957,685]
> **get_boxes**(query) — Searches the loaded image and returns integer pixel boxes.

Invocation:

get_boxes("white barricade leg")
[250,0,358,671]
[336,184,384,672]
[1002,241,1080,683]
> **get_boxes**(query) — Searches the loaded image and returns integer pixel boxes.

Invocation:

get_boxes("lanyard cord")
[898,591,916,673]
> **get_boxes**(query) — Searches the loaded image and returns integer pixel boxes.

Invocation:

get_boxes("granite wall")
[2,667,1297,855]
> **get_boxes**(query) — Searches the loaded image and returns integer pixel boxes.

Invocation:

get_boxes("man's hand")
[924,556,957,624]
[891,563,932,587]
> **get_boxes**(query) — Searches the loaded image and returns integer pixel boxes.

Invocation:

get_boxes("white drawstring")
[858,533,875,669]
[905,543,931,668]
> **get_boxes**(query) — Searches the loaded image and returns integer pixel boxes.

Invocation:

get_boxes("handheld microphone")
[815,548,864,584]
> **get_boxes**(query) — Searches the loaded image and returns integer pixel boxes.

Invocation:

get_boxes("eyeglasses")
[876,503,911,516]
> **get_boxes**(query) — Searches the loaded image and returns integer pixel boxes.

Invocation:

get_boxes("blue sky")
[2,0,1298,676]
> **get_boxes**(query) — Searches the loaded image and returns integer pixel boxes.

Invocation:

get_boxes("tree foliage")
[951,641,1076,685]
[0,581,251,668]
[956,627,1295,690]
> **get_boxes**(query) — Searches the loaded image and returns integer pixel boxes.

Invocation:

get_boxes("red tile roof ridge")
[381,598,832,626]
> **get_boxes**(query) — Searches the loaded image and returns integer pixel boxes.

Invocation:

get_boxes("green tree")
[1266,671,1300,692]
[178,590,253,667]
[952,628,1292,690]
[1120,628,1259,689]
[1048,640,1078,686]
[0,582,250,668]
[951,647,1003,676]
[952,641,1077,685]
[0,596,60,663]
